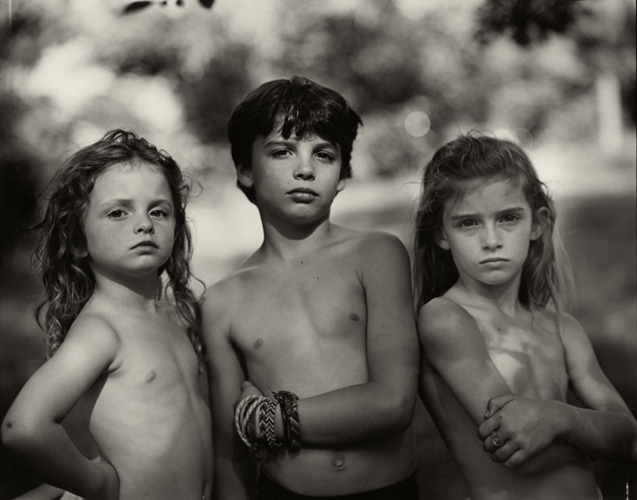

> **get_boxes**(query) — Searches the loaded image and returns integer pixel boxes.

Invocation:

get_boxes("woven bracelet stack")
[234,390,301,461]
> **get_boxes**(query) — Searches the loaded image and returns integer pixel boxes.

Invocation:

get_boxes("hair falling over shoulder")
[412,131,573,313]
[34,129,204,360]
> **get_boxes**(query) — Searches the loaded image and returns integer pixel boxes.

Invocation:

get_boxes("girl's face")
[82,161,175,282]
[436,177,544,291]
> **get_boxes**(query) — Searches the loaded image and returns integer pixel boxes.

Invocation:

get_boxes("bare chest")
[103,315,199,399]
[479,319,569,400]
[230,261,368,388]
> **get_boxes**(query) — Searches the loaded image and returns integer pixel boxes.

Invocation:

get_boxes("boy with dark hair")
[202,76,420,500]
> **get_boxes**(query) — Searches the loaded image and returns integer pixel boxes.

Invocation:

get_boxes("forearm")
[3,422,110,498]
[559,403,637,462]
[281,379,416,446]
[515,439,587,474]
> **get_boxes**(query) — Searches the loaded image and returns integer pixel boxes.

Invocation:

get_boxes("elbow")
[2,415,41,454]
[384,391,416,432]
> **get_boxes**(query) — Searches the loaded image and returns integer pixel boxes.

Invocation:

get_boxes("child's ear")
[336,178,346,193]
[530,207,550,241]
[235,164,253,189]
[434,227,450,250]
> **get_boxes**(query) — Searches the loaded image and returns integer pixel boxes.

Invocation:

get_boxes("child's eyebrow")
[263,139,294,149]
[98,198,173,209]
[449,206,527,221]
[313,140,339,151]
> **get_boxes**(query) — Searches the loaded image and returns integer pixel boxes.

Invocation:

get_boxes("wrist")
[551,400,575,439]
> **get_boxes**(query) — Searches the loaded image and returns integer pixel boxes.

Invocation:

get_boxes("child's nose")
[135,215,154,233]
[294,157,316,181]
[481,224,502,250]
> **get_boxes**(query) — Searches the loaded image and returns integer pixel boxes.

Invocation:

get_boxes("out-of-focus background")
[0,0,635,498]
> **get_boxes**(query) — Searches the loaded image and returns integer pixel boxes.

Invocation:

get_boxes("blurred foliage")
[476,0,581,45]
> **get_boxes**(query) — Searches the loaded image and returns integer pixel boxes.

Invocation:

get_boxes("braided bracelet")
[273,390,301,452]
[234,395,266,449]
[258,397,281,450]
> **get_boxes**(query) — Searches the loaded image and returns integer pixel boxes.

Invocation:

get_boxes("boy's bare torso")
[78,302,212,500]
[421,290,599,500]
[215,227,414,495]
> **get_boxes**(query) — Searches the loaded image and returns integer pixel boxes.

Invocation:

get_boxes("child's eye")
[150,208,170,218]
[272,149,292,158]
[457,219,477,228]
[107,209,127,219]
[316,151,336,162]
[500,214,519,223]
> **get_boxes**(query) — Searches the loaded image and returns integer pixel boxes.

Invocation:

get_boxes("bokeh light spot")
[404,111,431,137]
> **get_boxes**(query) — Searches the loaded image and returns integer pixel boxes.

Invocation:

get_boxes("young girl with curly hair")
[2,129,212,500]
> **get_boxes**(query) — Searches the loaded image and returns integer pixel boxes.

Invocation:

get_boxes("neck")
[259,213,334,260]
[455,273,524,316]
[91,268,161,312]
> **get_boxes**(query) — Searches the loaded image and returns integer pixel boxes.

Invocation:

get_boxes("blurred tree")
[477,0,635,151]
[0,9,42,275]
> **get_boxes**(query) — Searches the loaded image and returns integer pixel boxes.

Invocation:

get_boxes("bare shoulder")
[340,228,408,263]
[533,308,587,342]
[66,311,121,351]
[417,296,478,339]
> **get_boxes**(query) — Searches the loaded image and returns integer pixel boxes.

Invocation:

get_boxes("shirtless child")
[412,133,637,500]
[202,76,420,500]
[2,130,212,500]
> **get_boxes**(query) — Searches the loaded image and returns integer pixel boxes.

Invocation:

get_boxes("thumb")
[484,394,515,419]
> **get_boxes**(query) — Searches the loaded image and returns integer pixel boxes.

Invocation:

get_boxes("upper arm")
[4,316,119,433]
[561,314,633,416]
[359,233,419,399]
[201,285,254,499]
[201,288,246,453]
[418,299,512,424]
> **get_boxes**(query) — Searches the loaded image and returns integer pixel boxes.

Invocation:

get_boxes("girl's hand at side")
[478,395,565,468]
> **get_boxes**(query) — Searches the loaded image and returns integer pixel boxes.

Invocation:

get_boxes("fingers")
[483,432,517,463]
[484,394,515,419]
[477,413,501,440]
[482,430,506,453]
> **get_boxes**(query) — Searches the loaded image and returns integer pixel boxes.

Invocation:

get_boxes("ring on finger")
[491,433,504,447]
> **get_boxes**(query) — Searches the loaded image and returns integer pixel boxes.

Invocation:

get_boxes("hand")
[477,395,564,468]
[239,380,264,400]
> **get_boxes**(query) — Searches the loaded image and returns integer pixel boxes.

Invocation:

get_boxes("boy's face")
[82,161,175,281]
[238,126,345,226]
[436,177,544,290]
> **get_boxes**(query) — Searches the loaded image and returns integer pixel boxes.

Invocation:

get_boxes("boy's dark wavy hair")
[413,132,572,311]
[34,129,203,359]
[227,75,363,203]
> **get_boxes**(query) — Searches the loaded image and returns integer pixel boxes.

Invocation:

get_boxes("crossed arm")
[478,313,637,465]
[203,233,419,499]
[417,298,586,473]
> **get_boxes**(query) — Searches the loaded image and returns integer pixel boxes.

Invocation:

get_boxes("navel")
[145,371,157,383]
[349,313,360,322]
[332,455,346,471]
[253,338,263,349]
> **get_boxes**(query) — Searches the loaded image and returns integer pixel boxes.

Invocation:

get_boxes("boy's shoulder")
[334,226,408,259]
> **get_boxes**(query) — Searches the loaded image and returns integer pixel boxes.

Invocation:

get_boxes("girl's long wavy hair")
[413,132,573,312]
[34,129,203,359]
